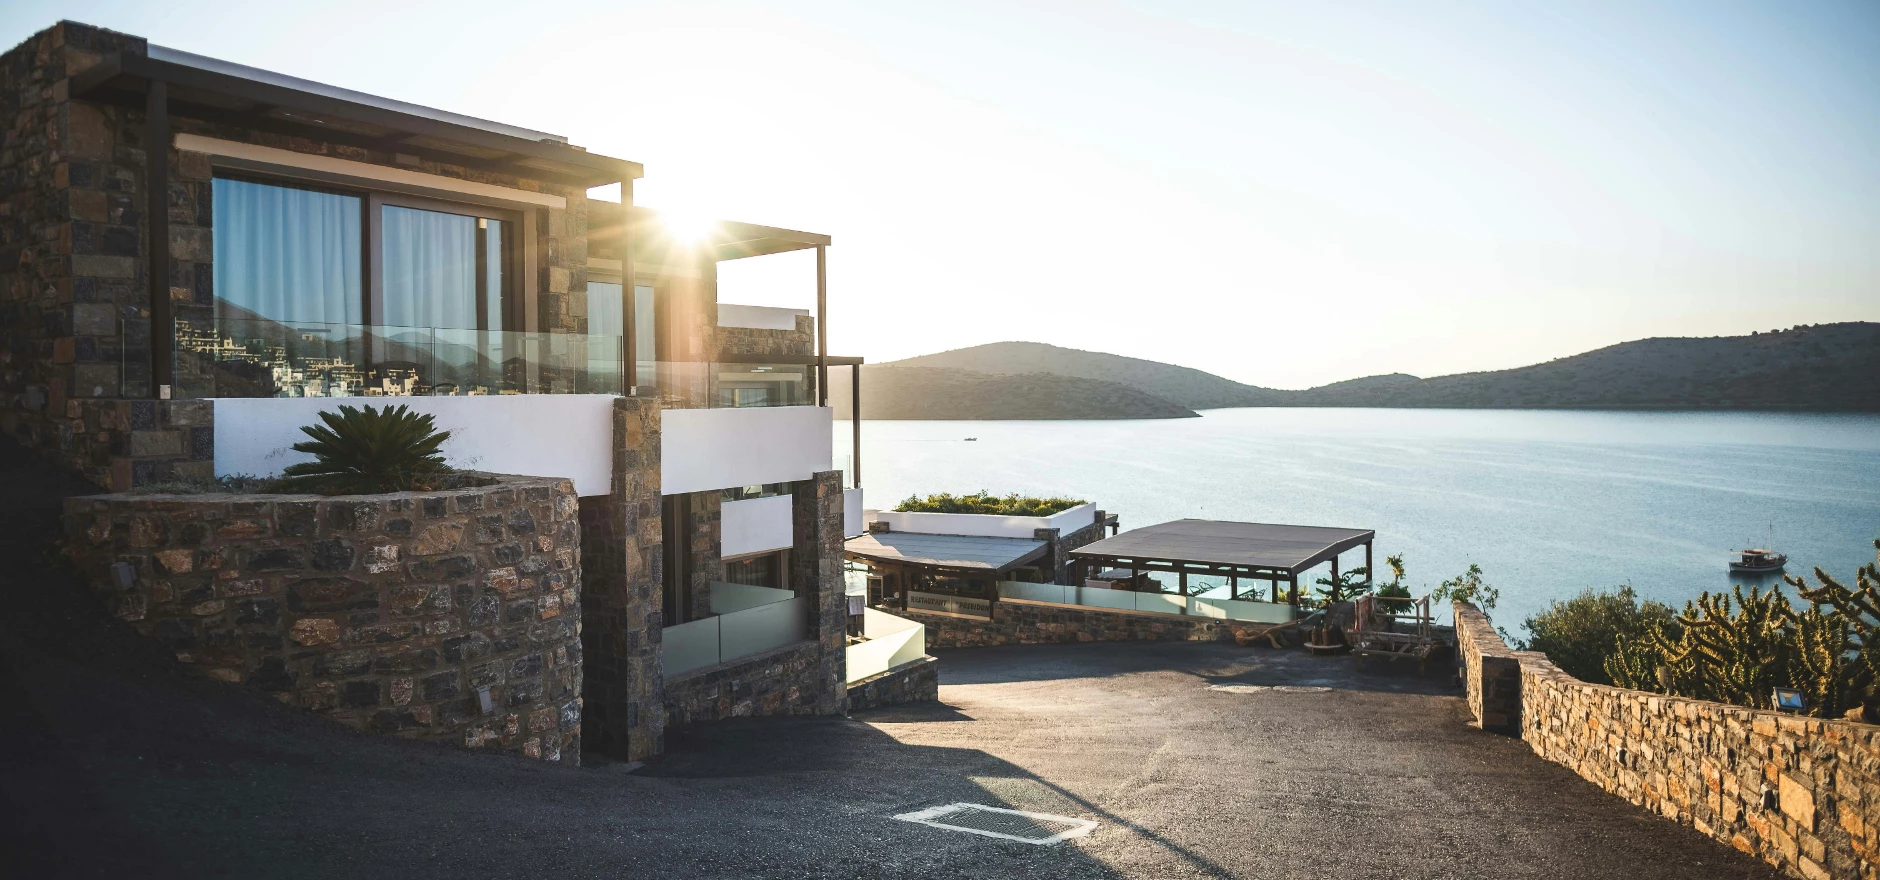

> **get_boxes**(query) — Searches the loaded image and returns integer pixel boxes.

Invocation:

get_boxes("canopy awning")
[1070,519,1374,577]
[845,532,1048,574]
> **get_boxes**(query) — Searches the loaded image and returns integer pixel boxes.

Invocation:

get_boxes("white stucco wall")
[721,495,795,559]
[213,395,616,496]
[843,488,865,538]
[660,405,834,496]
[860,502,1096,539]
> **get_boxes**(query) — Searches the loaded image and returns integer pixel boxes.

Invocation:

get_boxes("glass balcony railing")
[173,317,815,407]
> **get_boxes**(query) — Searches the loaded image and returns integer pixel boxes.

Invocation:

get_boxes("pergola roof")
[845,532,1047,573]
[73,45,642,188]
[1070,519,1374,576]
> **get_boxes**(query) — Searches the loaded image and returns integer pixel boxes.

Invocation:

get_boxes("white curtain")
[212,178,363,327]
[381,205,478,330]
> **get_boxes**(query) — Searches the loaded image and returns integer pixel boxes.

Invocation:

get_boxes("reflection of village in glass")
[176,320,510,398]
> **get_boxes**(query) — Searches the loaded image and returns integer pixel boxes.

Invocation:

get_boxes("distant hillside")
[1292,323,1880,409]
[841,323,1879,418]
[827,366,1198,420]
[889,341,1286,409]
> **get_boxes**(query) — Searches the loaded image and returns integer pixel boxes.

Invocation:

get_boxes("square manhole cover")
[894,803,1097,845]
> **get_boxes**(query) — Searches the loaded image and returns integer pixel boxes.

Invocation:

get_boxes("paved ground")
[0,438,1786,879]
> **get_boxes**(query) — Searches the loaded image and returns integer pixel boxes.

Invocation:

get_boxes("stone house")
[0,20,869,761]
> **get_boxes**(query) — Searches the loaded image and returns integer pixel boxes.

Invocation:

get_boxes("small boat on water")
[1729,548,1787,574]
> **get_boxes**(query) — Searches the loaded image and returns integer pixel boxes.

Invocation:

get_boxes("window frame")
[208,167,539,335]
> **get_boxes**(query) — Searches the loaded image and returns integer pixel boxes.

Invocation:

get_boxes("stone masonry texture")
[845,655,939,712]
[61,473,585,762]
[578,396,665,760]
[1455,602,1880,880]
[791,469,849,715]
[664,641,827,725]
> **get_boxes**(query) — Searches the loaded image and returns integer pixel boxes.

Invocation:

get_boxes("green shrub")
[275,404,454,495]
[1432,563,1500,611]
[894,491,1086,517]
[1517,586,1676,685]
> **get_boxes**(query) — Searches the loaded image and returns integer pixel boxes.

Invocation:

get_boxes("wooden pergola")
[1068,519,1375,607]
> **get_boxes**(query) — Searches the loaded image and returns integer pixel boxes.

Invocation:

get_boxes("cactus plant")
[1788,539,1880,720]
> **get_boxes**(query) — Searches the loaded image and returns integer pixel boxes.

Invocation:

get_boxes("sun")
[658,208,720,245]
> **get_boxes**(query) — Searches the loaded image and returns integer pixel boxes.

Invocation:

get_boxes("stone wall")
[790,469,850,713]
[1454,602,1880,880]
[663,640,826,726]
[896,599,1262,649]
[846,655,939,712]
[1454,600,1522,734]
[61,473,585,762]
[717,315,813,357]
[0,23,209,490]
[577,396,665,760]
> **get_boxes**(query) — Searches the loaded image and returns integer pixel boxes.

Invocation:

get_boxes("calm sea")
[834,409,1880,632]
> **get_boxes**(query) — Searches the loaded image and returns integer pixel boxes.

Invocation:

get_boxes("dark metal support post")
[619,185,637,395]
[1331,555,1340,599]
[850,363,861,488]
[145,79,172,397]
[1288,573,1298,607]
[815,244,827,407]
[1178,571,1188,596]
[1365,541,1373,588]
[1230,574,1238,600]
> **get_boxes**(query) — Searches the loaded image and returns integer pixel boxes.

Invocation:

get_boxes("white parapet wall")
[661,406,834,495]
[718,304,810,330]
[722,495,795,559]
[843,488,865,538]
[861,502,1095,539]
[213,395,616,496]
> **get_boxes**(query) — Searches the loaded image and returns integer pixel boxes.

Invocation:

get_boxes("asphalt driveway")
[0,437,1783,879]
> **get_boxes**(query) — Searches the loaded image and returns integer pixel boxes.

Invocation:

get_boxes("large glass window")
[191,175,658,400]
[380,205,500,331]
[211,178,363,326]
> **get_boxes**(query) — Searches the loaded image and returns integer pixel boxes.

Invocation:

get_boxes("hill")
[887,341,1286,408]
[1291,323,1880,409]
[841,323,1879,418]
[826,366,1198,420]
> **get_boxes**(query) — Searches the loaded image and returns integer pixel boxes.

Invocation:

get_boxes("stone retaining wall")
[846,655,939,712]
[1454,602,1880,880]
[895,600,1259,649]
[61,474,585,763]
[663,640,826,726]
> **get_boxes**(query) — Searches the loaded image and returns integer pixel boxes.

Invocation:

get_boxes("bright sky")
[7,1,1877,388]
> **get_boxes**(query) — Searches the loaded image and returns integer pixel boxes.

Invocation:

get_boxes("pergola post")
[146,78,172,397]
[1330,555,1340,601]
[1178,571,1188,596]
[1229,574,1238,600]
[1365,541,1373,588]
[850,363,861,488]
[1288,573,1298,607]
[815,245,827,407]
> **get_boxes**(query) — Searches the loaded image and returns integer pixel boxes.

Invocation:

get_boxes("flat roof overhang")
[1070,519,1375,578]
[587,203,831,266]
[845,533,1049,575]
[73,48,642,189]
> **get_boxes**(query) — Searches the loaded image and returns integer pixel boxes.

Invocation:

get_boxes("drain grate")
[1207,684,1331,694]
[894,803,1097,845]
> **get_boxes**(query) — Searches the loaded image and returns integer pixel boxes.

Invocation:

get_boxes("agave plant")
[275,404,453,495]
